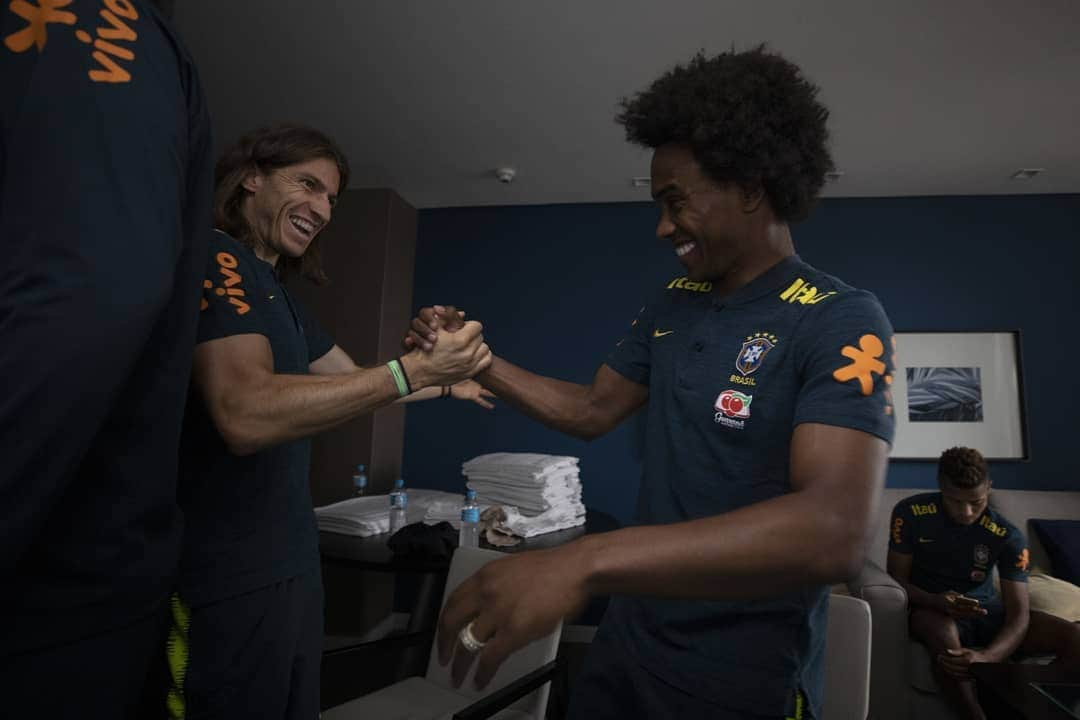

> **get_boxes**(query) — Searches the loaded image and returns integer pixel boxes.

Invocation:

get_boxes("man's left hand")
[452,380,496,409]
[404,305,467,351]
[937,647,987,678]
[436,544,590,689]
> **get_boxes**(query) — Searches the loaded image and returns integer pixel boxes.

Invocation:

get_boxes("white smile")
[289,215,317,237]
[675,241,696,257]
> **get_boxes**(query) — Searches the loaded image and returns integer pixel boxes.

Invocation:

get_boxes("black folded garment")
[387,521,458,559]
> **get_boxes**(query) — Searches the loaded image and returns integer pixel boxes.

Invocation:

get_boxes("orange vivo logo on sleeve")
[4,0,75,52]
[1015,548,1030,572]
[832,334,889,397]
[891,517,903,545]
[201,252,250,316]
[5,0,140,84]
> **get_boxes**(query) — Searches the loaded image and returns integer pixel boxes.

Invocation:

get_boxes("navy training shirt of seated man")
[888,446,1080,720]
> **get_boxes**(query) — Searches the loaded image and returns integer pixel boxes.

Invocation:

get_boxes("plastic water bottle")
[459,488,481,548]
[352,464,368,497]
[389,478,408,534]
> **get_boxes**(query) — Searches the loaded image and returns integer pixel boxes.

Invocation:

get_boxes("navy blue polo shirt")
[889,492,1029,601]
[603,255,895,718]
[178,231,335,605]
[2,0,213,654]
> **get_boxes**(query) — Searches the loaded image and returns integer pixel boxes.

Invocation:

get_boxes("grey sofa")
[846,487,1080,720]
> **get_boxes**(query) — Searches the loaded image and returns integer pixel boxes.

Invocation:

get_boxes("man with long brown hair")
[174,124,494,719]
[888,446,1080,720]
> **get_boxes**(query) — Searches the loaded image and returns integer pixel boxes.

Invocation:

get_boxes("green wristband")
[386,359,410,398]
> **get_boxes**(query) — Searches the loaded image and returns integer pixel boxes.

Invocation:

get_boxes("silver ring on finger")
[459,620,487,653]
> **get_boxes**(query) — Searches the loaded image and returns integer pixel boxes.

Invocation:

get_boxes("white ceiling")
[176,1,1080,209]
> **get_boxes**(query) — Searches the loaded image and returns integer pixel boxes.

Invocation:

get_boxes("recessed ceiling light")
[631,177,651,187]
[1011,168,1044,180]
[825,171,844,182]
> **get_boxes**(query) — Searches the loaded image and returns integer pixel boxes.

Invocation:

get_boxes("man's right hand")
[404,305,467,351]
[940,591,987,618]
[401,319,490,388]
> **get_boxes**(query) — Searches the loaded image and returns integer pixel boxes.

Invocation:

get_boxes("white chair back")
[424,546,562,719]
[823,594,873,720]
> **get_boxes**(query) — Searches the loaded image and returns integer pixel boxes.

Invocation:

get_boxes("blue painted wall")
[403,195,1079,524]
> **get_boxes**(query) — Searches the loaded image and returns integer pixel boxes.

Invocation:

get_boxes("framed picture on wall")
[890,331,1029,461]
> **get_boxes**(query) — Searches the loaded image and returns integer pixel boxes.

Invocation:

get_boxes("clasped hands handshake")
[401,304,493,403]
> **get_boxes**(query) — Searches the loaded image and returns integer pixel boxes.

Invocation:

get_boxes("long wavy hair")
[214,125,350,285]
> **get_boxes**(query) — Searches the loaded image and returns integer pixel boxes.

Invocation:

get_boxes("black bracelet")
[395,356,413,394]
[442,385,452,399]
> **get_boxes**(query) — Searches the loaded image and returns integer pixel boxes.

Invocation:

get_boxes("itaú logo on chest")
[714,390,752,429]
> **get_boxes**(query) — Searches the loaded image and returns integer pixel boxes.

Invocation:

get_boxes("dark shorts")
[0,604,170,719]
[954,599,1006,648]
[566,621,808,720]
[173,568,324,720]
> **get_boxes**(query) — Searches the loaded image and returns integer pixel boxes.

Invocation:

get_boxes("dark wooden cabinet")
[290,188,417,505]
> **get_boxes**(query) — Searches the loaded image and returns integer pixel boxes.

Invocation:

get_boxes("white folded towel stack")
[461,453,586,536]
[314,495,390,537]
[316,489,464,536]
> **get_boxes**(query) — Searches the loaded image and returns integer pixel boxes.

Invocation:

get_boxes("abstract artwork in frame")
[890,331,1028,460]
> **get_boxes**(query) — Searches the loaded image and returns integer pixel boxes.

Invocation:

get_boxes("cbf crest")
[736,332,778,376]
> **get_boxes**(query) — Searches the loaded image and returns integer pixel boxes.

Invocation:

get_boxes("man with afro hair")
[888,447,1080,720]
[417,46,896,719]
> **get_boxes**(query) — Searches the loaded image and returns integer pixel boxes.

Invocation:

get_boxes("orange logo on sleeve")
[891,517,904,545]
[5,0,140,83]
[832,334,887,396]
[1015,548,1030,572]
[4,0,76,53]
[201,252,251,316]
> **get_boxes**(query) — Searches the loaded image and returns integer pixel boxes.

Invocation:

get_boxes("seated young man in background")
[887,446,1080,720]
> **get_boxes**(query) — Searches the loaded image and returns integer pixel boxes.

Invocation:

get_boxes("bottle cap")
[394,478,405,489]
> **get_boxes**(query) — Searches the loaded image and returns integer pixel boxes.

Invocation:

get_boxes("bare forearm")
[477,356,605,439]
[398,385,442,403]
[223,365,401,454]
[982,614,1028,661]
[576,489,867,601]
[902,582,944,610]
[983,583,1030,660]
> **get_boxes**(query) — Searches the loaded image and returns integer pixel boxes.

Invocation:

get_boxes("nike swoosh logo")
[653,329,675,338]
